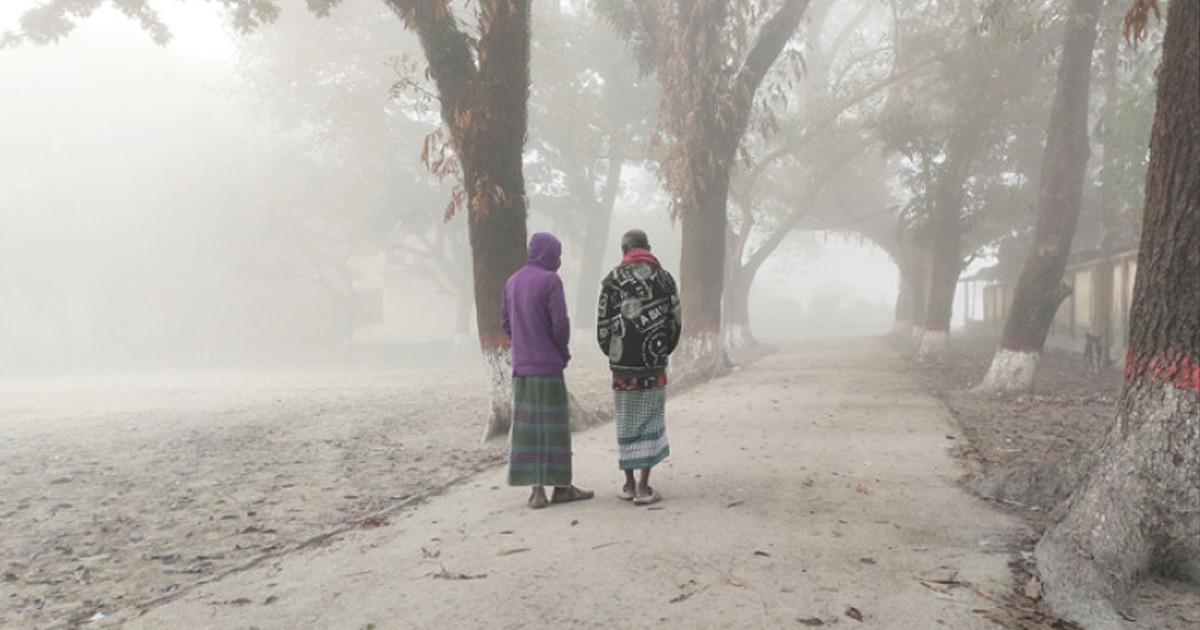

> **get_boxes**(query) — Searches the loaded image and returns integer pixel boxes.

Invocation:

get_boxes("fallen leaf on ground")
[1024,575,1041,599]
[753,550,771,557]
[797,618,825,626]
[355,517,388,530]
[729,574,746,587]
[497,548,530,556]
[855,484,871,495]
[846,606,863,621]
[227,598,252,606]
[432,564,486,580]
[669,592,691,604]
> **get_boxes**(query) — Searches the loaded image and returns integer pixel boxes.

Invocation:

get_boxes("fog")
[0,2,897,378]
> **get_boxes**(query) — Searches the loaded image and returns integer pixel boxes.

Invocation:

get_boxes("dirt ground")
[890,332,1200,630]
[0,353,611,630]
[1,335,1196,629]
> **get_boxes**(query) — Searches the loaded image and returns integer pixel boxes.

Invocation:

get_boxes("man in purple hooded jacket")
[501,232,594,509]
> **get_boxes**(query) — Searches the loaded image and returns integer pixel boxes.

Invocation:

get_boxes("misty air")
[0,1,1196,629]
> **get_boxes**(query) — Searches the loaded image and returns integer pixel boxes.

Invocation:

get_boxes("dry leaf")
[669,592,691,604]
[798,617,825,626]
[432,564,486,580]
[497,548,530,557]
[753,550,771,557]
[729,574,746,587]
[855,484,871,495]
[355,517,388,530]
[1023,575,1041,599]
[228,598,252,606]
[846,606,863,621]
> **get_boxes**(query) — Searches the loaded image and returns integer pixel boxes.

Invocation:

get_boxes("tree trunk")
[918,166,966,362]
[572,155,623,327]
[1035,2,1200,626]
[917,15,1062,362]
[1094,5,1122,365]
[893,245,929,343]
[676,161,733,378]
[977,0,1101,392]
[388,0,532,441]
[722,256,757,352]
[667,0,809,382]
[470,0,532,442]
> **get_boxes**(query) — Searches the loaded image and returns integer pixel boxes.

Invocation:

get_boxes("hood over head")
[527,232,562,271]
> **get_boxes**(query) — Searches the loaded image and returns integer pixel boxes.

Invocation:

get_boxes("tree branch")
[733,0,811,112]
[381,0,478,142]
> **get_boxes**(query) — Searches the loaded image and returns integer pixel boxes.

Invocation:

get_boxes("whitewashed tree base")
[723,324,754,353]
[479,345,595,440]
[672,330,731,389]
[976,348,1040,392]
[480,346,514,442]
[1035,383,1200,629]
[916,330,949,362]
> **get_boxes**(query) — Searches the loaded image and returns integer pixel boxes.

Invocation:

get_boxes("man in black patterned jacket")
[597,229,681,505]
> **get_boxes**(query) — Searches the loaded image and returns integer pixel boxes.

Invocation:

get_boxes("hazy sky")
[1,1,901,356]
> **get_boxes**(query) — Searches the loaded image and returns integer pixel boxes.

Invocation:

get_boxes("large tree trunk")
[389,0,532,442]
[917,15,1062,363]
[893,245,929,347]
[676,164,733,378]
[470,0,532,442]
[666,0,809,383]
[977,0,1101,392]
[1035,2,1200,626]
[917,156,968,362]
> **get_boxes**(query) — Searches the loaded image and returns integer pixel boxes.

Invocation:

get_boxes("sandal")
[616,485,635,501]
[550,485,595,504]
[528,492,548,510]
[632,488,661,505]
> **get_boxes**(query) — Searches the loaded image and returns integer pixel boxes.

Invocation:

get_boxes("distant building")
[975,248,1139,363]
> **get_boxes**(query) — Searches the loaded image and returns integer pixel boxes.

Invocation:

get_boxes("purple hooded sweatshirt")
[501,233,571,377]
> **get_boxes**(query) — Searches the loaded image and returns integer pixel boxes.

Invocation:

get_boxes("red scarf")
[621,248,660,266]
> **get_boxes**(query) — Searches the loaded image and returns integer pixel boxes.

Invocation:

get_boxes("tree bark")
[388,0,532,441]
[977,0,1102,392]
[894,246,929,347]
[665,0,809,381]
[1035,2,1200,626]
[917,137,970,362]
[917,18,1062,362]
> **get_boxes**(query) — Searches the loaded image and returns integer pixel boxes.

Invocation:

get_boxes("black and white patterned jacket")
[597,251,682,378]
